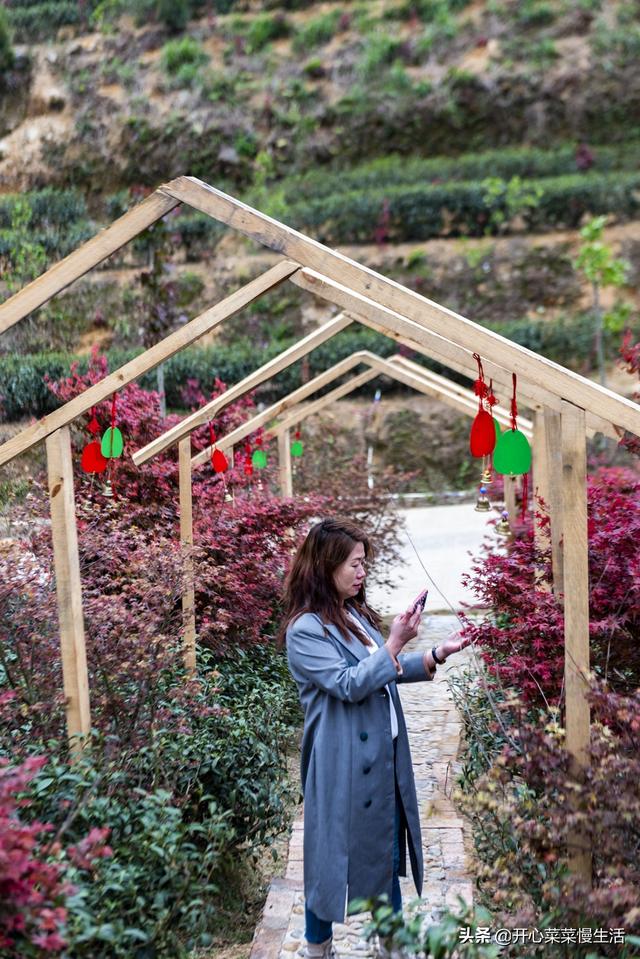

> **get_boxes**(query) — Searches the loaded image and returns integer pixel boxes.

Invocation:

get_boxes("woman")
[279,517,470,959]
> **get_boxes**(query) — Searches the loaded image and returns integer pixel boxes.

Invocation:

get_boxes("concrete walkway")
[367,504,495,616]
[250,616,476,959]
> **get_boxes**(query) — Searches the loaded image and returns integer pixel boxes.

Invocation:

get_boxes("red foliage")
[0,756,66,955]
[618,331,640,457]
[490,679,640,940]
[460,466,640,711]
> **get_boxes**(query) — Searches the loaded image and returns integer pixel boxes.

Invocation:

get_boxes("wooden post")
[560,400,591,883]
[532,411,551,587]
[46,427,91,756]
[179,437,196,674]
[278,429,293,498]
[503,475,517,528]
[545,407,564,596]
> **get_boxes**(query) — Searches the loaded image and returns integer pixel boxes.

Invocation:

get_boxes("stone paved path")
[250,616,476,959]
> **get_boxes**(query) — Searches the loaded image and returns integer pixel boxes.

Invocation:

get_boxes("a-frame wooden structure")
[172,348,533,668]
[2,179,640,883]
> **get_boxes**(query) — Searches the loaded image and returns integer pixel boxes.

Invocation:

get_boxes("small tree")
[573,215,631,387]
[481,175,543,235]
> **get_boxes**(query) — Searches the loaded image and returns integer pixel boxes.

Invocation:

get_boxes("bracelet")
[432,646,445,666]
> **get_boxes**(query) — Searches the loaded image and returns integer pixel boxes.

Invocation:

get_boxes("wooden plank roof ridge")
[157,176,640,438]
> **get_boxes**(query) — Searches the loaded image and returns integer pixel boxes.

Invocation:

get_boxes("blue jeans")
[305,779,403,943]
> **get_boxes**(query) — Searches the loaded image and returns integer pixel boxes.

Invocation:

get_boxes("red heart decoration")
[211,448,229,473]
[469,409,497,457]
[81,441,108,474]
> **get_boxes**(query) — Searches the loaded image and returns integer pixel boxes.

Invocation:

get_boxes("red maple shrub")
[459,465,640,710]
[618,331,640,458]
[0,755,111,958]
[457,678,640,954]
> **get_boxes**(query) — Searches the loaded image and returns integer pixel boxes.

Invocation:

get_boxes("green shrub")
[252,142,640,208]
[246,12,290,53]
[161,35,208,75]
[357,32,403,79]
[6,1,83,41]
[515,0,556,27]
[261,170,640,244]
[0,6,14,72]
[292,9,342,53]
[158,0,189,31]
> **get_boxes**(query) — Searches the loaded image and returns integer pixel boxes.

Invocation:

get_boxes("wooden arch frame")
[1,180,640,880]
[175,348,532,679]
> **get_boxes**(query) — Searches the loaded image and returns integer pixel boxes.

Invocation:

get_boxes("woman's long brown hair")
[277,517,382,648]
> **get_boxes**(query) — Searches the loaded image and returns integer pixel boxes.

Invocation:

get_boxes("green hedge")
[0,329,394,421]
[3,312,635,423]
[6,2,85,40]
[0,188,87,228]
[267,171,640,243]
[251,142,640,207]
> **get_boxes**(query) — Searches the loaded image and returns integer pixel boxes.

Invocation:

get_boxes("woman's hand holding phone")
[387,589,428,654]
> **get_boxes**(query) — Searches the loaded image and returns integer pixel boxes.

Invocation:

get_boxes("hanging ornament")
[252,448,267,469]
[469,354,497,457]
[252,428,267,469]
[496,510,511,536]
[208,422,229,474]
[290,428,304,458]
[493,374,532,521]
[243,439,253,477]
[81,441,107,474]
[212,448,229,473]
[100,395,123,458]
[87,407,101,436]
[80,407,108,474]
[474,484,491,512]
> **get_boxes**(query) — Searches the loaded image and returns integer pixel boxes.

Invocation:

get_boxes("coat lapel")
[325,621,371,663]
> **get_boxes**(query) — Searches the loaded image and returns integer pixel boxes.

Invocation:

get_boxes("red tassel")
[510,373,519,431]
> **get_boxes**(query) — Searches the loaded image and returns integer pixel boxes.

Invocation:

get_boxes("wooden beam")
[193,350,531,470]
[545,407,564,596]
[0,260,300,469]
[46,426,91,756]
[391,355,533,436]
[298,273,618,440]
[159,178,640,438]
[191,342,365,467]
[532,410,550,557]
[560,400,591,882]
[278,429,293,498]
[179,437,196,674]
[0,191,180,336]
[133,313,353,465]
[266,368,380,438]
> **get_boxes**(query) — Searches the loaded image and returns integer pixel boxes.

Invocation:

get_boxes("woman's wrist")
[384,640,403,675]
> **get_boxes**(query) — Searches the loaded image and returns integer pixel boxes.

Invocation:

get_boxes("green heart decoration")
[101,426,123,458]
[493,428,531,476]
[494,417,501,444]
[252,448,267,469]
[290,439,304,458]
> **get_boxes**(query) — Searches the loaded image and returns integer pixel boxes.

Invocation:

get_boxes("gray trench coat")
[286,607,433,923]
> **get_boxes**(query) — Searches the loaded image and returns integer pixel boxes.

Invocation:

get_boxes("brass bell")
[474,485,491,512]
[103,478,114,499]
[496,510,511,535]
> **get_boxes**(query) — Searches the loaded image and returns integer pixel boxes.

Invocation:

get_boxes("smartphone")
[411,589,429,614]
